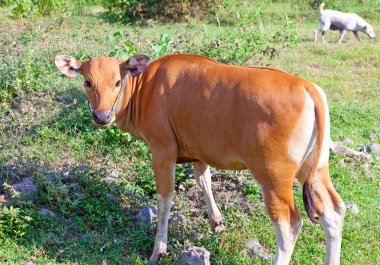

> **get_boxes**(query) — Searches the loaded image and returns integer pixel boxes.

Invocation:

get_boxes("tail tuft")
[303,181,319,224]
[319,2,325,11]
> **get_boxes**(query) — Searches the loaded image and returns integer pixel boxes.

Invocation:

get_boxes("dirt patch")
[171,169,261,243]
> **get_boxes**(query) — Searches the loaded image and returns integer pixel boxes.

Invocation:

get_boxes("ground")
[0,1,379,265]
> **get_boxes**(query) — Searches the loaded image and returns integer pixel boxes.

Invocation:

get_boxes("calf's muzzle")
[92,111,112,125]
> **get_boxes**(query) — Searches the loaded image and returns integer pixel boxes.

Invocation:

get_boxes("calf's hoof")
[149,252,163,264]
[211,220,225,233]
[149,240,167,264]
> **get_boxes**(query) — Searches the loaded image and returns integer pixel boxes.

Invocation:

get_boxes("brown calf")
[55,54,345,265]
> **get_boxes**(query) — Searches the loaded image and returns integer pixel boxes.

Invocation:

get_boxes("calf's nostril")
[93,112,112,124]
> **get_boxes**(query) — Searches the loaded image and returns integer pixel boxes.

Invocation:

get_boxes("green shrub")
[108,31,140,59]
[0,206,33,240]
[0,49,55,103]
[8,0,34,19]
[103,0,218,23]
[0,0,12,6]
[8,0,98,19]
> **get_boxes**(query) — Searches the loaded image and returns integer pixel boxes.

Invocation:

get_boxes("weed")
[0,206,33,240]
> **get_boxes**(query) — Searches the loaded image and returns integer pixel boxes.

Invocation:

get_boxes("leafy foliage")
[108,31,139,59]
[8,0,98,19]
[103,0,218,23]
[0,206,33,240]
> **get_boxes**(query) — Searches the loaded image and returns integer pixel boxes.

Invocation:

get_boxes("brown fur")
[55,53,344,263]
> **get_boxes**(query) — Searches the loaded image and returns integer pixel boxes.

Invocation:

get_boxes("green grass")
[1,1,379,264]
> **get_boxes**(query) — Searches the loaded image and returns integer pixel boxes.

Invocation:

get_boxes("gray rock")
[369,133,380,142]
[247,239,272,262]
[22,262,34,265]
[367,144,380,160]
[13,177,37,198]
[39,207,57,218]
[135,205,158,227]
[178,182,186,191]
[110,169,119,178]
[345,201,359,214]
[177,246,210,265]
[330,141,371,162]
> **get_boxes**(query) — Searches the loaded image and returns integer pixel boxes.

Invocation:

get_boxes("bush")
[8,0,98,19]
[103,0,219,23]
[0,206,33,240]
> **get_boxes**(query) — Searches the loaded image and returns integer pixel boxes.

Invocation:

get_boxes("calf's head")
[55,55,149,126]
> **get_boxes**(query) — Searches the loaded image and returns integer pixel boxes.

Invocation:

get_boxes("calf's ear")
[55,55,82,78]
[121,54,150,77]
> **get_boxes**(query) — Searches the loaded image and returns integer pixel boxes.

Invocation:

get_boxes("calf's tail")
[302,84,326,224]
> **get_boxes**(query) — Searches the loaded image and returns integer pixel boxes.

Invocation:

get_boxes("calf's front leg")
[193,162,224,233]
[149,149,176,264]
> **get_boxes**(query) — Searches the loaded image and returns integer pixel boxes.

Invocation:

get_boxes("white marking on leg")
[288,91,315,172]
[193,162,224,232]
[273,219,303,265]
[321,203,346,265]
[149,193,173,264]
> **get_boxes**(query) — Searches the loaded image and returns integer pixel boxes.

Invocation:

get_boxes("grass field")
[0,1,379,264]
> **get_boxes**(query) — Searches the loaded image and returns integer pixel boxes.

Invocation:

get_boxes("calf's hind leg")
[297,161,345,265]
[251,163,302,265]
[313,166,345,265]
[193,162,224,233]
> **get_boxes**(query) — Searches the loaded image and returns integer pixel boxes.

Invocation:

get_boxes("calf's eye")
[84,80,91,88]
[115,80,121,87]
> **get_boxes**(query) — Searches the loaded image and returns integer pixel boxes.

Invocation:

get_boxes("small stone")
[369,133,380,142]
[177,246,210,265]
[22,262,34,265]
[110,169,119,178]
[39,207,57,218]
[135,206,158,227]
[330,141,371,162]
[102,176,116,183]
[13,177,37,198]
[367,144,380,159]
[178,182,186,191]
[345,201,359,214]
[247,239,272,262]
